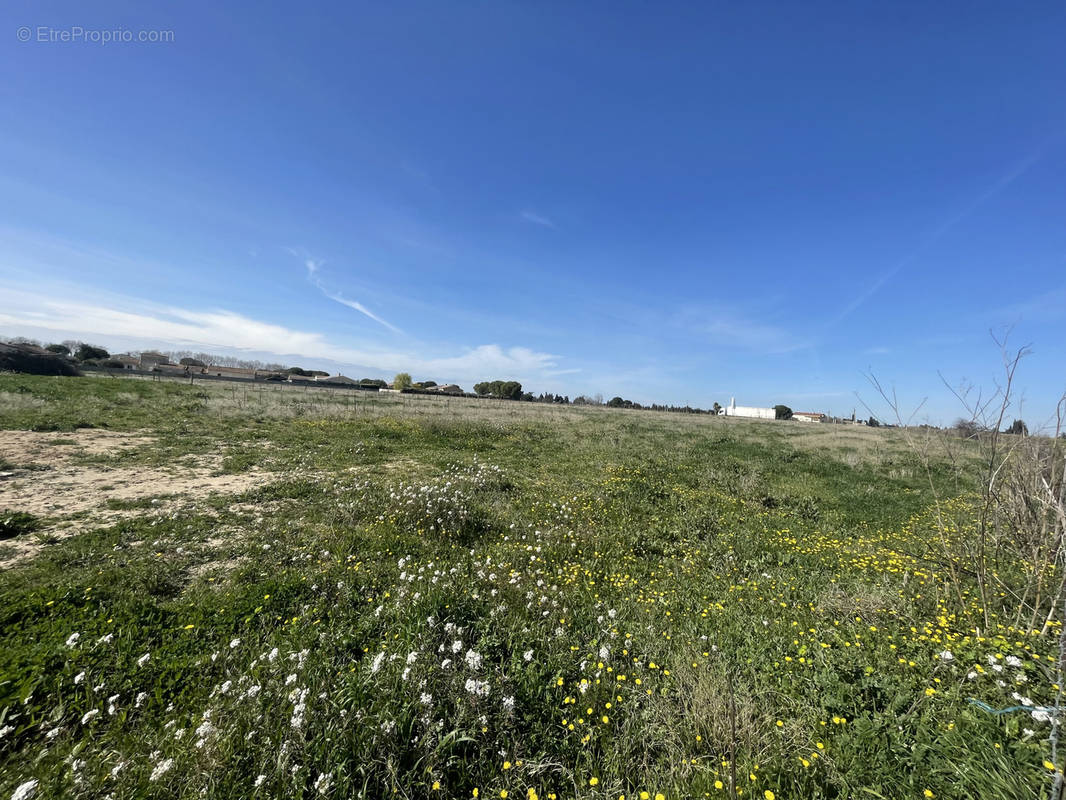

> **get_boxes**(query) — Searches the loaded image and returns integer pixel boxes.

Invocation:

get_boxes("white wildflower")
[0,725,13,739]
[502,695,515,711]
[73,672,86,685]
[254,774,267,788]
[136,653,150,667]
[229,638,241,649]
[10,779,38,800]
[80,709,99,724]
[371,652,386,674]
[938,650,954,662]
[464,650,482,670]
[149,758,174,781]
[65,633,80,647]
[135,692,148,708]
[464,678,490,697]
[313,772,333,794]
[523,649,534,662]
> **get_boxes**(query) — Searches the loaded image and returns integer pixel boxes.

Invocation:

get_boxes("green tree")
[46,343,71,356]
[393,372,413,391]
[1005,419,1028,436]
[75,343,109,361]
[774,404,793,420]
[473,380,523,400]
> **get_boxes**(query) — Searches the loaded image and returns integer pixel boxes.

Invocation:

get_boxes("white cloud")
[700,315,810,354]
[520,211,555,229]
[0,287,559,385]
[289,247,403,334]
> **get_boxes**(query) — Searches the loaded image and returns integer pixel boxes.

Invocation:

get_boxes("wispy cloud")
[694,313,811,355]
[831,150,1045,326]
[320,292,404,335]
[864,346,891,355]
[0,286,560,384]
[520,211,555,229]
[289,248,403,334]
[993,282,1066,325]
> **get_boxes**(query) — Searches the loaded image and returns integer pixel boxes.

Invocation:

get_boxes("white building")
[722,397,776,420]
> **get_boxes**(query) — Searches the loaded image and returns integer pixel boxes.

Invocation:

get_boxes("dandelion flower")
[589,778,599,786]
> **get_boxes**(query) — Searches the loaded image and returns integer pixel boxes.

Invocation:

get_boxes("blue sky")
[2,2,1064,427]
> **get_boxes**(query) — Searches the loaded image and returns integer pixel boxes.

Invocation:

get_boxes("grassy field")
[0,374,1058,799]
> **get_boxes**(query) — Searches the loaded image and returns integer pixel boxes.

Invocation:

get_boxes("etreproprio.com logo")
[17,26,175,44]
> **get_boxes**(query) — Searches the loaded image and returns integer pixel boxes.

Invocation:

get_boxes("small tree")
[393,372,413,391]
[1005,419,1028,436]
[774,404,793,420]
[46,343,71,356]
[75,343,109,361]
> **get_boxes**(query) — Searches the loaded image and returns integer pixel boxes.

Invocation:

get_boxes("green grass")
[0,374,1055,799]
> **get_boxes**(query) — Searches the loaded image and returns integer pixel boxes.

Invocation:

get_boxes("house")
[315,374,359,386]
[793,412,826,423]
[433,384,463,395]
[139,351,171,368]
[721,397,776,420]
[112,354,140,370]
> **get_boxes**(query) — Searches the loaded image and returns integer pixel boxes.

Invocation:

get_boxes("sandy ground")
[0,429,274,567]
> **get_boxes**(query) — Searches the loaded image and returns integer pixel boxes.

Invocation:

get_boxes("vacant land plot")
[0,374,1057,799]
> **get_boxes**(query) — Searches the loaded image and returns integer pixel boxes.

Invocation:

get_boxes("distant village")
[0,339,877,423]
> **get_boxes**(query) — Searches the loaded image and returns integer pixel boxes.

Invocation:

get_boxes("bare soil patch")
[0,429,274,567]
